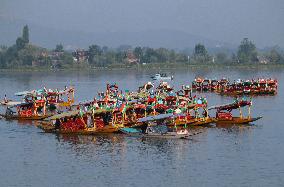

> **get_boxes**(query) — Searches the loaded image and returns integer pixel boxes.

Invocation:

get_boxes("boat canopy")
[88,108,112,114]
[208,100,251,111]
[45,107,109,121]
[45,110,83,120]
[138,113,174,122]
[15,91,33,96]
[14,102,34,108]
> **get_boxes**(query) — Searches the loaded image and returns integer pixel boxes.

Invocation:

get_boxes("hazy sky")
[1,0,284,47]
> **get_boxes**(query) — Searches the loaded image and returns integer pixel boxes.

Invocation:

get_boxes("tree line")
[0,25,283,69]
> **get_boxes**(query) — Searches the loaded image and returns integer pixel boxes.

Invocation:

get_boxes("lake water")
[0,67,283,187]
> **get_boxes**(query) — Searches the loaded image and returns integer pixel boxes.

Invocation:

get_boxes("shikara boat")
[38,109,124,134]
[0,101,50,120]
[208,99,262,124]
[0,87,75,120]
[213,78,277,96]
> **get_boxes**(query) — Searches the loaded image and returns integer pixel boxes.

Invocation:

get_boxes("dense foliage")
[237,38,258,63]
[0,26,73,68]
[0,26,283,69]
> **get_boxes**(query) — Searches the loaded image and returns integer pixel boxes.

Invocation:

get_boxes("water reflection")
[214,123,254,134]
[56,133,126,145]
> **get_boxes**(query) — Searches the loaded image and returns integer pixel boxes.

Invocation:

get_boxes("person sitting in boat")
[43,86,48,94]
[233,97,239,104]
[202,109,208,118]
[54,119,61,129]
[93,99,99,109]
[5,107,15,116]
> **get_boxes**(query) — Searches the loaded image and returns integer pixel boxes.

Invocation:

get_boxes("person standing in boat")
[3,94,8,103]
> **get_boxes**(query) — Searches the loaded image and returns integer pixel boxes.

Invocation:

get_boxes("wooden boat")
[213,116,262,124]
[189,77,277,96]
[121,113,190,139]
[38,109,124,134]
[216,78,277,96]
[0,101,50,120]
[39,122,123,134]
[1,114,48,120]
[187,117,216,126]
[208,99,262,124]
[120,127,190,139]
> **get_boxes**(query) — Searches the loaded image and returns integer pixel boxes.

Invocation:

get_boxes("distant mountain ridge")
[0,17,235,50]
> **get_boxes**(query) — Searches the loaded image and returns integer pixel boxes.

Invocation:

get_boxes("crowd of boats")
[0,77,271,139]
[191,77,278,96]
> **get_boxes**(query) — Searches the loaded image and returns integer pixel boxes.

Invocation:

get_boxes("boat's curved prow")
[252,116,263,122]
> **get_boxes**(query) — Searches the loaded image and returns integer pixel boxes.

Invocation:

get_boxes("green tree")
[55,44,64,52]
[88,45,102,64]
[102,46,109,54]
[115,51,126,63]
[155,48,169,63]
[61,53,74,65]
[16,37,26,50]
[0,49,6,68]
[237,38,258,63]
[192,43,211,63]
[133,47,142,61]
[194,44,208,57]
[22,25,29,44]
[265,47,283,64]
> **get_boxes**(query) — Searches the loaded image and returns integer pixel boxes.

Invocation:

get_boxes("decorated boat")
[208,98,262,124]
[38,109,124,134]
[1,100,49,120]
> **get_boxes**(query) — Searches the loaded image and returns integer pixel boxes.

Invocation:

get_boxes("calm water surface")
[0,67,283,187]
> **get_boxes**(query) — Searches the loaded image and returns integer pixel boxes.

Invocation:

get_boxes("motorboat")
[151,73,173,81]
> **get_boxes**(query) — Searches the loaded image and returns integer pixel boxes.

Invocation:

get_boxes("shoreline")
[1,63,284,72]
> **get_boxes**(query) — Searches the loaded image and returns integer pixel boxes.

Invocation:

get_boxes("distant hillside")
[0,17,236,50]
